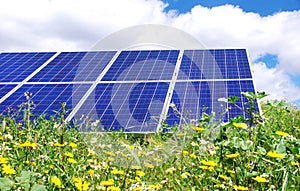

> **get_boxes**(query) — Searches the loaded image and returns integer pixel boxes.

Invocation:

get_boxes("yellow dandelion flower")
[67,158,77,164]
[233,185,248,190]
[74,179,90,191]
[87,169,94,176]
[291,161,299,166]
[233,122,247,129]
[64,152,74,158]
[2,164,15,175]
[267,151,284,159]
[149,184,161,190]
[252,176,267,183]
[133,187,143,191]
[19,141,37,148]
[108,186,121,191]
[144,162,154,169]
[182,150,189,155]
[135,176,141,182]
[194,127,205,132]
[181,172,191,179]
[199,165,214,171]
[0,157,8,164]
[136,170,145,177]
[111,169,125,175]
[69,142,77,148]
[51,176,63,188]
[201,160,217,167]
[101,179,114,187]
[218,174,229,180]
[166,167,176,173]
[226,153,240,158]
[227,169,235,174]
[275,131,289,137]
[190,153,197,159]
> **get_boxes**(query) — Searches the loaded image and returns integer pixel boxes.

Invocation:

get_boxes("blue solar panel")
[29,51,116,82]
[0,52,55,82]
[0,84,17,98]
[74,82,169,132]
[0,84,91,118]
[102,50,179,81]
[0,49,258,133]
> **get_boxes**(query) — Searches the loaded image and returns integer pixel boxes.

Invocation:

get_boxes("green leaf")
[228,96,239,104]
[0,178,13,191]
[16,170,33,183]
[31,184,47,191]
[276,140,286,154]
[257,146,266,155]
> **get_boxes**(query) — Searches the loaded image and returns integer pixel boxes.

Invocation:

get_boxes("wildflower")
[2,164,15,174]
[67,158,77,164]
[0,157,8,164]
[190,153,197,159]
[165,167,176,174]
[69,142,77,148]
[194,127,205,132]
[51,176,63,188]
[218,174,229,180]
[87,169,94,176]
[181,172,191,178]
[108,186,121,191]
[201,160,217,167]
[233,185,248,190]
[291,161,299,166]
[199,165,214,171]
[144,162,154,169]
[136,170,145,177]
[252,176,267,183]
[233,122,247,129]
[275,131,289,137]
[182,150,189,155]
[149,184,161,190]
[101,179,114,187]
[19,141,37,148]
[65,152,74,158]
[227,169,235,174]
[73,177,89,191]
[267,151,284,159]
[226,153,240,158]
[135,176,141,182]
[111,169,125,175]
[296,154,300,158]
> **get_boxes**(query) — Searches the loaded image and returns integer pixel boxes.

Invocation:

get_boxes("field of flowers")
[0,93,299,191]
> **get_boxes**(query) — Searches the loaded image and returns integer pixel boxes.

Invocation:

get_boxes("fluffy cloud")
[0,0,300,102]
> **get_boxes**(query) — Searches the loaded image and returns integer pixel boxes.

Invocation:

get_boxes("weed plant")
[0,92,299,190]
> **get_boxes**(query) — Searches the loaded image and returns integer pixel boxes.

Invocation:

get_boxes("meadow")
[0,92,299,191]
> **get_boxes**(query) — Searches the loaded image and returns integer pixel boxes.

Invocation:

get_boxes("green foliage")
[0,92,299,190]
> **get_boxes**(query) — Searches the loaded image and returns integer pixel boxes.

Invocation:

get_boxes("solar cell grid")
[0,52,55,82]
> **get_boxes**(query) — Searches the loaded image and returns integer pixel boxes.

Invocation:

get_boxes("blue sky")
[163,0,300,16]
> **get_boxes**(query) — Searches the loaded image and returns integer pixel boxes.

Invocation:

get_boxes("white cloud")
[0,0,300,102]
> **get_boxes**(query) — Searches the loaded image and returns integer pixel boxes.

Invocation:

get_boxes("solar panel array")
[0,49,258,132]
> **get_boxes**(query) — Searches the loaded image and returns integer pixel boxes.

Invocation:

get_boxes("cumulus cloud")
[0,0,299,102]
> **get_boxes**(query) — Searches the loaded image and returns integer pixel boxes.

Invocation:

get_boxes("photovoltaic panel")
[0,52,55,82]
[0,84,91,118]
[0,84,17,98]
[74,82,170,132]
[0,49,259,133]
[102,50,179,81]
[29,51,116,82]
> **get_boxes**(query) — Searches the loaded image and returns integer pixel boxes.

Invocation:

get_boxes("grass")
[0,93,299,191]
